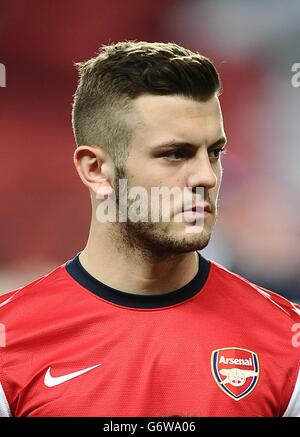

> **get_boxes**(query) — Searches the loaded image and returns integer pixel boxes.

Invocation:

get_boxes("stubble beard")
[110,167,217,261]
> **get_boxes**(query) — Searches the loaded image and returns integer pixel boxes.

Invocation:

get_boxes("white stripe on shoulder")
[283,366,300,417]
[0,382,11,416]
[0,291,19,308]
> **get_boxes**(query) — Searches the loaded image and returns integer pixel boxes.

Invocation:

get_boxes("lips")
[180,203,212,214]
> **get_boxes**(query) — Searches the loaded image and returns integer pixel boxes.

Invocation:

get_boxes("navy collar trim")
[65,252,210,309]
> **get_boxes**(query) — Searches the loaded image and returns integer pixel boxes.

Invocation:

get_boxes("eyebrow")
[153,137,227,151]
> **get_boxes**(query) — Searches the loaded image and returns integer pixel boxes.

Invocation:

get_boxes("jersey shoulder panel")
[0,262,68,312]
[209,260,300,323]
[0,290,18,306]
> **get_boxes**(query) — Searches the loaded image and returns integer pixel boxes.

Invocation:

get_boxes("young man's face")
[113,94,226,256]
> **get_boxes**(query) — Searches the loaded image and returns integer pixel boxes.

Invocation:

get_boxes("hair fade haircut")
[72,41,221,167]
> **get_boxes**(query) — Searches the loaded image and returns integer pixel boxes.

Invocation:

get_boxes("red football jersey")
[0,252,299,416]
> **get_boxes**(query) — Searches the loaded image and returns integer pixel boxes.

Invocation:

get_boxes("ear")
[73,146,114,196]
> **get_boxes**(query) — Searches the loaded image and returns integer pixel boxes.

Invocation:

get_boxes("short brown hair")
[72,41,221,166]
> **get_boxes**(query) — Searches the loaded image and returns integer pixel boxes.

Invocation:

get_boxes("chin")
[157,228,212,254]
[117,220,212,257]
[179,234,211,252]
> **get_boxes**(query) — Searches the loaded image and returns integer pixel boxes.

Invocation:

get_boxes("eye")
[164,149,190,160]
[209,147,227,160]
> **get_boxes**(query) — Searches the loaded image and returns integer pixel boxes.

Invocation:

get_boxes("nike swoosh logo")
[44,363,101,387]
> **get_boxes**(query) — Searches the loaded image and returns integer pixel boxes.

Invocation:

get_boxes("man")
[0,41,299,417]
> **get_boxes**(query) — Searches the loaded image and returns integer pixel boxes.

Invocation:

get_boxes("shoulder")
[207,259,300,416]
[208,259,300,323]
[0,262,69,314]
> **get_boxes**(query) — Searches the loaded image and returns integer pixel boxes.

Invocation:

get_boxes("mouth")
[180,203,212,214]
[174,203,213,225]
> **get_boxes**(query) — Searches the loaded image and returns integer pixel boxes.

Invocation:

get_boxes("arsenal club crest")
[211,347,259,400]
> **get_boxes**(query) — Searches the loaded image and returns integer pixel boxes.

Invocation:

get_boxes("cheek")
[131,168,177,189]
[215,165,223,191]
[127,170,160,191]
[126,156,192,190]
[218,164,223,183]
[204,163,222,198]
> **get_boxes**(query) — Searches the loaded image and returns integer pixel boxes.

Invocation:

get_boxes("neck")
[79,223,199,296]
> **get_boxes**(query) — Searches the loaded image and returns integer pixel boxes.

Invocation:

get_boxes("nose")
[186,151,218,190]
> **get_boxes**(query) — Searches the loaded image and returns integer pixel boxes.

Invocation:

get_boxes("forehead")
[130,94,225,148]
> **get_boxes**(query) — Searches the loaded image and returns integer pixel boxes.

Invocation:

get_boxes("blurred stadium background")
[0,0,299,302]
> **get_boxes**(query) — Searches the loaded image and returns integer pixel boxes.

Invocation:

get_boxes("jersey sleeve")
[0,383,11,416]
[0,291,17,416]
[283,365,300,417]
